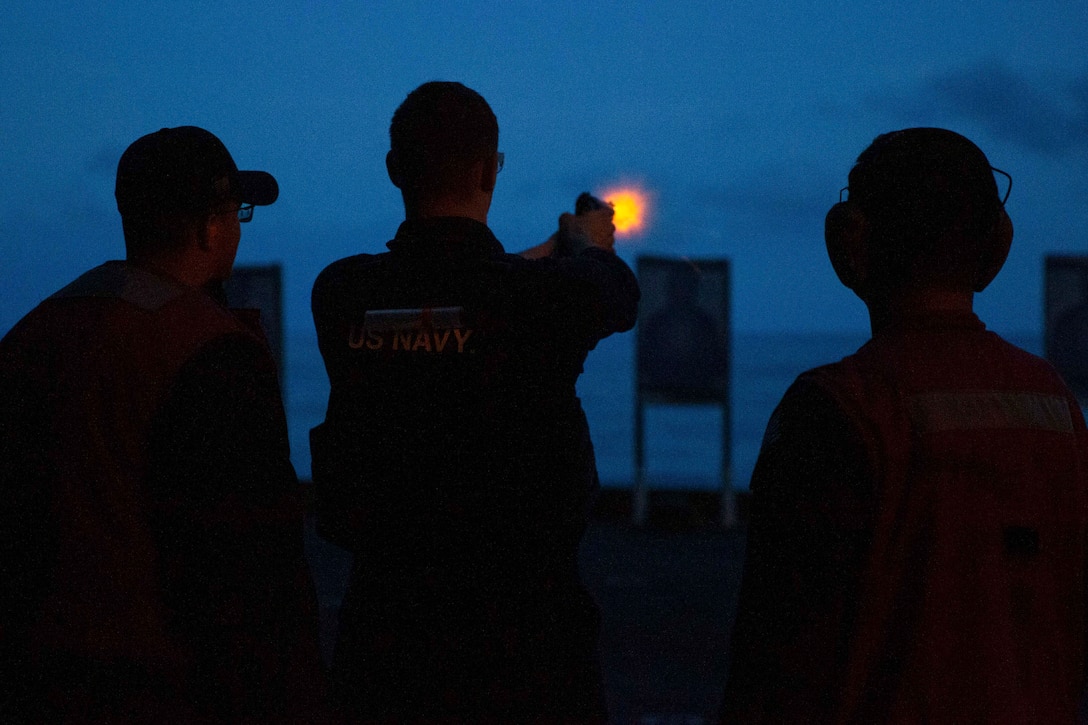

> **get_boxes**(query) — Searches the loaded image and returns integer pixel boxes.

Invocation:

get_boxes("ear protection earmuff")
[972,206,1013,292]
[824,199,871,294]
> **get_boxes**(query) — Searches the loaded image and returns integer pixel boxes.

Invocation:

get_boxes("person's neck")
[866,287,975,336]
[403,195,490,225]
[129,254,212,290]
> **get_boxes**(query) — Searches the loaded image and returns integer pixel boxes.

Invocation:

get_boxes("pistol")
[554,192,610,256]
[575,192,609,215]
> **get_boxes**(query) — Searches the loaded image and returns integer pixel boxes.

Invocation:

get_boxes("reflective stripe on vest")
[908,390,1074,434]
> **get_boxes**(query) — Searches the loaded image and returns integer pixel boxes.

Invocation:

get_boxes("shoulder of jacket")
[317,252,385,280]
[313,253,387,301]
[796,352,898,428]
[49,261,184,312]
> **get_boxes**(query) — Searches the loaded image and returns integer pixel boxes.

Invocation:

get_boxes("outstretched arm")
[519,206,616,259]
[518,232,558,260]
[519,208,637,336]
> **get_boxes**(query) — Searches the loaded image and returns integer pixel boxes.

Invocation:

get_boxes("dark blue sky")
[3,1,1088,336]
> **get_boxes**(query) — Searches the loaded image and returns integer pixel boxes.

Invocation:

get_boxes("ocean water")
[284,329,1041,490]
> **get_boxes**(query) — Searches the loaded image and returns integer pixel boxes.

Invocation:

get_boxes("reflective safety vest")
[0,262,270,667]
[805,314,1088,724]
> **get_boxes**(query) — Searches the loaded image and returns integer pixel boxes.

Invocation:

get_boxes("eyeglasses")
[838,166,1013,206]
[210,204,254,223]
[496,152,505,173]
[992,167,1012,206]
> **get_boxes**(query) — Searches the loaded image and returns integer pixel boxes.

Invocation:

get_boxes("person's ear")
[195,214,216,251]
[974,208,1013,292]
[825,200,871,295]
[386,150,404,189]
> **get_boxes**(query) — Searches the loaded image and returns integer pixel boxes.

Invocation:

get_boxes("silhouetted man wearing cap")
[722,128,1088,723]
[311,81,639,723]
[0,126,326,721]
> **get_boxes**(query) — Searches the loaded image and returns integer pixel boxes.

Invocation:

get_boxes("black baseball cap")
[115,126,278,218]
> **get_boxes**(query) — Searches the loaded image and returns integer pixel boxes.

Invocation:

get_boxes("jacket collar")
[386,216,505,260]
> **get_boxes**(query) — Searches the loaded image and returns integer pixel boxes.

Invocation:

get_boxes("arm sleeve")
[531,247,641,338]
[721,377,874,723]
[147,333,327,718]
[0,331,58,671]
[149,333,300,521]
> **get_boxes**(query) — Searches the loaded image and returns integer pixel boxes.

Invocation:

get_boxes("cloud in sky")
[871,62,1088,157]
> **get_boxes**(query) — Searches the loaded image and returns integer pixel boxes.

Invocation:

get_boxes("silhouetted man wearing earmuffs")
[721,128,1088,724]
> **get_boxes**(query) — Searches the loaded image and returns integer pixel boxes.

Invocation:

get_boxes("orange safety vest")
[1,262,271,667]
[804,315,1088,723]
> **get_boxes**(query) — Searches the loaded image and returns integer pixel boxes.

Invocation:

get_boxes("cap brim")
[238,170,279,206]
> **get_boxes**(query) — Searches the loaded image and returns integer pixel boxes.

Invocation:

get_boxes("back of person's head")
[825,127,1012,298]
[387,81,499,200]
[115,126,277,261]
